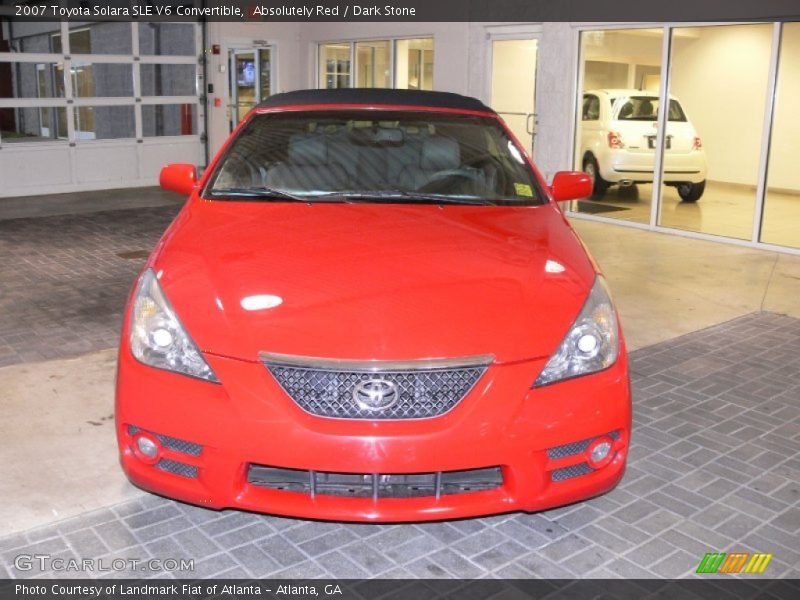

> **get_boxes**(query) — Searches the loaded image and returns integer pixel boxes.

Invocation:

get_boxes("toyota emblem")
[352,378,399,411]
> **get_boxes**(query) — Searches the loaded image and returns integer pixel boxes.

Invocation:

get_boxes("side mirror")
[550,171,593,202]
[159,163,197,196]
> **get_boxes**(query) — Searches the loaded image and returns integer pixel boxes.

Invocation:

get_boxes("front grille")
[127,425,202,456]
[247,465,503,499]
[547,430,620,460]
[155,459,198,478]
[262,353,491,420]
[551,463,593,482]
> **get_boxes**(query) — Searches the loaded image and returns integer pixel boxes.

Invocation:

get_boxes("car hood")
[152,200,597,364]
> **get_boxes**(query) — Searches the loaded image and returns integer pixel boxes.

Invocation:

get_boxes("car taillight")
[607,131,624,149]
[693,136,703,150]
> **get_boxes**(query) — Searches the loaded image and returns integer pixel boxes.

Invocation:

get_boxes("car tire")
[583,155,610,199]
[677,180,705,202]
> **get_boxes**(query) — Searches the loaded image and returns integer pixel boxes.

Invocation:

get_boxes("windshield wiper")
[315,190,496,206]
[208,187,363,204]
[208,187,495,206]
[207,187,311,202]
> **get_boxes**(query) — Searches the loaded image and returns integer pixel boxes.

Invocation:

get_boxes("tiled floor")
[0,204,180,367]
[2,312,798,579]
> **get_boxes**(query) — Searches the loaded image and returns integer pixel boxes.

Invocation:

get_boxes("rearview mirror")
[159,163,197,196]
[550,171,593,202]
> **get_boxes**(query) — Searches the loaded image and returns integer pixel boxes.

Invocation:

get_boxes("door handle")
[526,113,537,136]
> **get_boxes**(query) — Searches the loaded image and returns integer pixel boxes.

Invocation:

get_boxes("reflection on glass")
[138,23,195,56]
[69,29,92,54]
[70,63,134,97]
[0,63,64,98]
[761,23,800,249]
[2,21,59,52]
[658,24,772,239]
[140,64,196,97]
[395,38,434,90]
[259,49,272,101]
[52,24,133,55]
[0,107,67,142]
[319,43,351,89]
[142,104,197,137]
[234,51,256,123]
[74,106,135,140]
[573,28,663,224]
[229,48,272,128]
[355,40,391,88]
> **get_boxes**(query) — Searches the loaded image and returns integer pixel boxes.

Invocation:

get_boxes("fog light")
[132,432,161,464]
[591,441,611,462]
[137,436,158,458]
[586,436,615,469]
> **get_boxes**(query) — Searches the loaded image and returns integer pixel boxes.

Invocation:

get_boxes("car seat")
[266,134,350,192]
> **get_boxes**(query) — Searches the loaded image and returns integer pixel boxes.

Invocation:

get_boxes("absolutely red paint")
[159,163,197,196]
[116,99,631,522]
[550,171,593,202]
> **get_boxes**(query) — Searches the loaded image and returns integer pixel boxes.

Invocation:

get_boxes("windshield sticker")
[514,183,533,197]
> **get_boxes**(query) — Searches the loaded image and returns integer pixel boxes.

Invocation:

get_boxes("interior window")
[614,97,686,122]
[582,95,600,121]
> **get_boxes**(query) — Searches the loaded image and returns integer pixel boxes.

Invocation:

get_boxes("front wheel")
[583,156,610,199]
[677,180,705,202]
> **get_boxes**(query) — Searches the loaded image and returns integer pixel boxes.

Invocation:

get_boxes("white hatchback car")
[579,89,707,201]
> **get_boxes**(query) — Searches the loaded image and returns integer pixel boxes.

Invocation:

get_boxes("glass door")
[490,38,538,156]
[230,47,273,130]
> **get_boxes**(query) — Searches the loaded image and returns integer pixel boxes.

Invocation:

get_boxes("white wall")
[204,21,305,153]
[205,22,471,155]
[491,39,538,152]
[0,139,203,197]
[534,23,579,180]
[297,22,470,92]
[670,24,773,188]
[767,23,800,192]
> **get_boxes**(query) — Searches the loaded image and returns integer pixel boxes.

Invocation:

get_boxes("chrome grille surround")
[261,353,493,420]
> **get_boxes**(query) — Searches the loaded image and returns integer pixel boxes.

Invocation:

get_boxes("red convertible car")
[116,89,631,522]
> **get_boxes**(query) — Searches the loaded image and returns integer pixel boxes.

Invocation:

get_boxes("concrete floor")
[574,181,800,248]
[0,188,799,541]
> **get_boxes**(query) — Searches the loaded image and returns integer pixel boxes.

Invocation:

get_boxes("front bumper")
[599,150,707,184]
[116,346,631,522]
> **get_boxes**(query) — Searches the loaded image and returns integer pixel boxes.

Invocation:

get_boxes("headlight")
[534,276,619,387]
[130,268,219,383]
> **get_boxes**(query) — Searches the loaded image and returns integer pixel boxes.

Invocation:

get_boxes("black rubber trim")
[257,89,493,113]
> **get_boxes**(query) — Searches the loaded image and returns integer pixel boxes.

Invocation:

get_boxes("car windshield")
[613,96,687,122]
[204,110,545,206]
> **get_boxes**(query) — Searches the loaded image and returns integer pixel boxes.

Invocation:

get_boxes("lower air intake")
[155,459,198,478]
[247,465,503,499]
[551,463,593,482]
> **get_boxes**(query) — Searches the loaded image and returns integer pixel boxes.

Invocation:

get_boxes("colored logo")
[696,552,773,574]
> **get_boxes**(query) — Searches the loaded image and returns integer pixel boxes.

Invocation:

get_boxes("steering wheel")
[418,169,483,194]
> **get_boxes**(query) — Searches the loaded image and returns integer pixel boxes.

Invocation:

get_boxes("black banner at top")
[1,0,800,22]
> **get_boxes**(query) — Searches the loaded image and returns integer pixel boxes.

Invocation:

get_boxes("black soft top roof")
[256,89,494,113]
